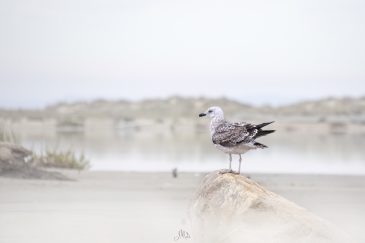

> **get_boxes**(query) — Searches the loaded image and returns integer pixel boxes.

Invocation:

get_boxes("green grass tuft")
[33,149,90,171]
[0,122,18,143]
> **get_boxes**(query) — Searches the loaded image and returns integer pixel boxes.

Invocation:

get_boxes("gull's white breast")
[214,143,256,155]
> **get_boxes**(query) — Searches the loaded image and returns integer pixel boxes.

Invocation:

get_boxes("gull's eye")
[208,110,212,113]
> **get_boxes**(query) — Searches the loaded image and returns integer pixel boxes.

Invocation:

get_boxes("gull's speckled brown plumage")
[211,121,258,147]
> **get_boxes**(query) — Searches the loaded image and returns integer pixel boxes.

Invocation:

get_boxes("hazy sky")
[0,0,364,108]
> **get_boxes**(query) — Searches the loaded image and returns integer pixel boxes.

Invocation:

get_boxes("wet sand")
[0,171,364,243]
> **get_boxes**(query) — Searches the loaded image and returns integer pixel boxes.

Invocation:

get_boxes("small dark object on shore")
[172,167,178,178]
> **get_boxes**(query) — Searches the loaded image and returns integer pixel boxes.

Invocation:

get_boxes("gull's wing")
[212,121,257,147]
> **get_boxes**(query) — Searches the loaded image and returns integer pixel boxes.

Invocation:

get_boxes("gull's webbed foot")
[218,169,238,174]
[219,169,233,174]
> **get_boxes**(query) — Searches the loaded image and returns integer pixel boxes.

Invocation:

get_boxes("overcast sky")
[0,0,364,108]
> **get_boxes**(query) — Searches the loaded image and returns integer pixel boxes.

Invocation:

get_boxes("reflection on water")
[18,128,365,175]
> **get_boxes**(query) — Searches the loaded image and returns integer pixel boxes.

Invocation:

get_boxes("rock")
[0,146,12,162]
[0,142,70,180]
[190,171,354,243]
[0,142,32,164]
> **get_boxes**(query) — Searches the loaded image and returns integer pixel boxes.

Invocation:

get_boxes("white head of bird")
[199,106,224,120]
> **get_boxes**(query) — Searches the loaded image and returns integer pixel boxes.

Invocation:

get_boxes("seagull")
[199,106,275,174]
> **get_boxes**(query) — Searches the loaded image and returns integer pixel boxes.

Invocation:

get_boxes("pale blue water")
[20,130,365,175]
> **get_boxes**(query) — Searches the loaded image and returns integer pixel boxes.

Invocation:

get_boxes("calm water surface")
[19,129,365,175]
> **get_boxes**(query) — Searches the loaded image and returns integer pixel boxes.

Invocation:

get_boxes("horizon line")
[1,94,364,110]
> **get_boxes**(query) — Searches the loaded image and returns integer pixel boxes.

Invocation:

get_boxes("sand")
[0,171,364,243]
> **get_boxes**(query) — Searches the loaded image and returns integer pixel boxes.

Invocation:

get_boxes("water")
[19,129,365,175]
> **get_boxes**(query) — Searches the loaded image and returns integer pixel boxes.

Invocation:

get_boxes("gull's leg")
[238,154,242,174]
[229,153,232,171]
[219,154,233,174]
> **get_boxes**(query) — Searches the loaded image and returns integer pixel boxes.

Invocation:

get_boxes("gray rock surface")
[0,142,70,180]
[190,170,354,243]
[0,142,32,164]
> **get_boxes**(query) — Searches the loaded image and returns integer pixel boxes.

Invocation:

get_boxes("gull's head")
[199,106,224,120]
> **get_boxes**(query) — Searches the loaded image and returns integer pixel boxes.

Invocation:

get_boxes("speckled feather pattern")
[211,120,257,147]
[210,119,260,154]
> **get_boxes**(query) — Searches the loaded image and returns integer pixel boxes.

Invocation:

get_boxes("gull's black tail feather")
[256,121,275,129]
[255,129,275,139]
[253,121,275,139]
[254,142,268,149]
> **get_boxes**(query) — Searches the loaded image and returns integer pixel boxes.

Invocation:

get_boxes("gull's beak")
[199,113,206,117]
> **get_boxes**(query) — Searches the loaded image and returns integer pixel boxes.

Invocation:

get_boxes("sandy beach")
[0,171,364,243]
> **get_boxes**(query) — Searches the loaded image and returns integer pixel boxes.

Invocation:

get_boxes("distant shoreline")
[1,95,365,110]
[1,96,365,124]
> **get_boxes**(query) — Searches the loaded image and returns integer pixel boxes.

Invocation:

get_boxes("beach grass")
[0,122,18,143]
[33,149,90,171]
